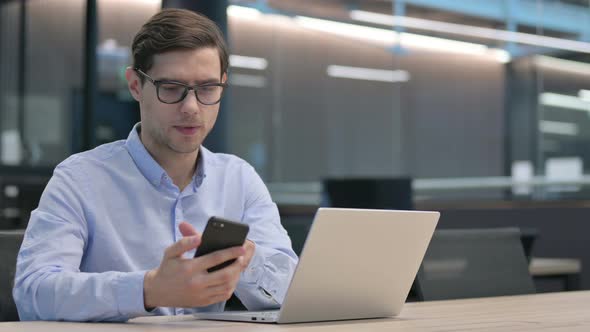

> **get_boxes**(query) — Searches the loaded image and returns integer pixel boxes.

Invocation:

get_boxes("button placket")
[173,194,184,242]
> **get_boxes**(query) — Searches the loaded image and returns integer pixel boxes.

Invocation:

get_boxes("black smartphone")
[194,216,250,272]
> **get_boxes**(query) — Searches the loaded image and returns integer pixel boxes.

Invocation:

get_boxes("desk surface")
[2,291,589,332]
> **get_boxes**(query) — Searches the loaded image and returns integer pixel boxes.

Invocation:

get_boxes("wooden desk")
[2,291,589,331]
[530,257,582,291]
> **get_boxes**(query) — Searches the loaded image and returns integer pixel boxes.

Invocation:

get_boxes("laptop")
[193,208,439,324]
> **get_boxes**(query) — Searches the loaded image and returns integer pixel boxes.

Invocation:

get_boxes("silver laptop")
[193,208,439,324]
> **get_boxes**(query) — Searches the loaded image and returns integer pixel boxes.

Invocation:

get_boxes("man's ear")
[125,67,142,102]
[221,72,227,84]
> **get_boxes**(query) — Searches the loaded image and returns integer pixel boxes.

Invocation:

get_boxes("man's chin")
[168,142,201,154]
[174,147,200,154]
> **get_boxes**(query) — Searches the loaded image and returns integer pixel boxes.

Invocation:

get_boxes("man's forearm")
[14,268,150,321]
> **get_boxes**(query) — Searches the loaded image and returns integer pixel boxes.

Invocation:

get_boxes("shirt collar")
[193,146,207,190]
[125,123,166,187]
[124,123,207,189]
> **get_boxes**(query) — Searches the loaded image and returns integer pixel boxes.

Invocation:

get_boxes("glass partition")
[1,0,84,166]
[225,0,590,204]
[3,0,590,204]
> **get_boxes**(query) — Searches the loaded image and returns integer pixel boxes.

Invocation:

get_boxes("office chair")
[0,230,25,321]
[416,227,535,301]
[519,227,538,263]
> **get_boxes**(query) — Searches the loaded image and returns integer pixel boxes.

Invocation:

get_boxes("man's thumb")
[179,221,199,237]
[163,222,201,259]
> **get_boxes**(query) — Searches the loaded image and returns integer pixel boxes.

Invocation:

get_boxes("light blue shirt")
[13,124,298,321]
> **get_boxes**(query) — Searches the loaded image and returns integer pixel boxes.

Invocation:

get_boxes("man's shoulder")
[201,146,251,170]
[57,139,128,171]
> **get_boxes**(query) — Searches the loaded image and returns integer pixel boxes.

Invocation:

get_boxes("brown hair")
[132,8,229,81]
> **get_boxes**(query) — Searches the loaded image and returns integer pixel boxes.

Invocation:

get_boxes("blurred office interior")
[1,0,589,294]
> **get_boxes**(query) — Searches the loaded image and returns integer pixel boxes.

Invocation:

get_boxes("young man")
[13,9,298,322]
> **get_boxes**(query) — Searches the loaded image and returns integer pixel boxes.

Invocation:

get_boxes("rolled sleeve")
[236,243,297,310]
[232,163,299,310]
[114,271,153,318]
[13,161,154,322]
[240,245,266,284]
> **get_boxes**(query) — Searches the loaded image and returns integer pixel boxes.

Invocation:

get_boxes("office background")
[1,0,589,291]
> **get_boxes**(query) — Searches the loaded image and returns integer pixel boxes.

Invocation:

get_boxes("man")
[13,8,298,322]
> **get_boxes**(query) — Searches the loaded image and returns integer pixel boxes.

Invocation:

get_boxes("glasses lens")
[196,85,224,105]
[157,83,187,103]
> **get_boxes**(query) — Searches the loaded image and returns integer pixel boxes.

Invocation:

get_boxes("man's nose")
[180,90,201,115]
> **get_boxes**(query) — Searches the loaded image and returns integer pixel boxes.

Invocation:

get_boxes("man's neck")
[158,151,198,191]
[140,131,198,191]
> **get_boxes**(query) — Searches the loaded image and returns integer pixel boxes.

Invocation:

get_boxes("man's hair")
[132,8,229,81]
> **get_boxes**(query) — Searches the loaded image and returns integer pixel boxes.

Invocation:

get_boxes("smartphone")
[194,216,250,272]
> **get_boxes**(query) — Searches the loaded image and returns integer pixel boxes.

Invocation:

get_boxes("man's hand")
[143,221,249,309]
[243,240,256,269]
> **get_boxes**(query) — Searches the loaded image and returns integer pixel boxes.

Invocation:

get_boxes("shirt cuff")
[241,244,266,284]
[240,245,293,304]
[113,271,153,319]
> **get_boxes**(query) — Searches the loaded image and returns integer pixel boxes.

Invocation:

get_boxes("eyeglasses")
[134,68,227,105]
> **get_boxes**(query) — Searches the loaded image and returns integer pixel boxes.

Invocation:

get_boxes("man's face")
[127,47,226,158]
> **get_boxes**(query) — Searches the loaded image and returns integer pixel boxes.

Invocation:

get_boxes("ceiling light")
[295,15,508,62]
[540,120,579,136]
[539,92,590,112]
[230,74,267,88]
[294,16,396,45]
[351,10,590,54]
[227,5,261,20]
[229,55,268,70]
[227,6,509,63]
[535,56,590,75]
[579,90,590,102]
[327,65,410,82]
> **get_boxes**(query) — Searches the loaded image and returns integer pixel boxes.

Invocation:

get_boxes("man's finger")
[164,235,201,259]
[202,256,244,287]
[205,283,236,299]
[196,246,245,271]
[179,221,199,237]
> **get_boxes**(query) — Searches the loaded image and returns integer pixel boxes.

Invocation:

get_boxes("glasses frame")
[134,68,227,105]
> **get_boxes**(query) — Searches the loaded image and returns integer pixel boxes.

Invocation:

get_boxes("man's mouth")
[174,126,199,135]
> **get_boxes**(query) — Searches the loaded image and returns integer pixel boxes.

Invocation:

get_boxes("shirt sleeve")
[12,162,151,321]
[233,164,299,310]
